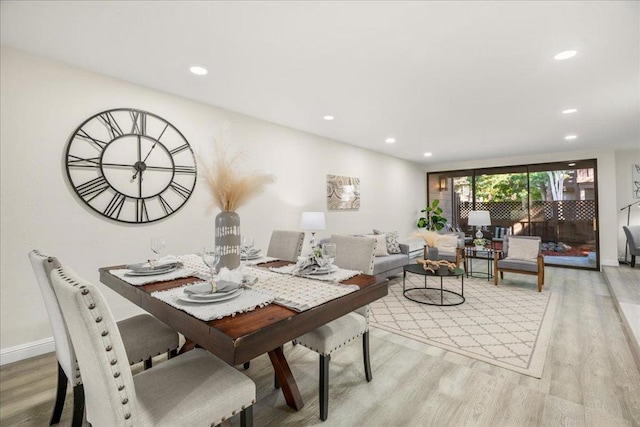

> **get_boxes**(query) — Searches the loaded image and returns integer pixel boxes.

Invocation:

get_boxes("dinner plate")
[178,289,242,304]
[308,265,338,275]
[241,251,262,260]
[189,288,240,300]
[125,265,179,276]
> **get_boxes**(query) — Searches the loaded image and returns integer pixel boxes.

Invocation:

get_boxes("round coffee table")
[402,263,465,306]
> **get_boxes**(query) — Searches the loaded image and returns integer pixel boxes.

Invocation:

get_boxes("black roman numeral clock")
[65,108,197,223]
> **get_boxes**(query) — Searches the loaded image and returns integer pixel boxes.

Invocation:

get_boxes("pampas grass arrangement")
[415,230,441,247]
[199,142,275,212]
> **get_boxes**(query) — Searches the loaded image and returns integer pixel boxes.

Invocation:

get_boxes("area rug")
[369,274,559,378]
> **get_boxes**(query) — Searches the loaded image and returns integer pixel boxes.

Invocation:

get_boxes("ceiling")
[1,1,638,165]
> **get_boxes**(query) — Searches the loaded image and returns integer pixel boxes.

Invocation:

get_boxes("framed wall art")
[633,163,640,199]
[327,174,360,210]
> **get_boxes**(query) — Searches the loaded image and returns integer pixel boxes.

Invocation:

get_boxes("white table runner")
[247,267,360,311]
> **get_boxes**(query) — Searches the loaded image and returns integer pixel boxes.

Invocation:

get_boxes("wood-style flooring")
[1,264,639,426]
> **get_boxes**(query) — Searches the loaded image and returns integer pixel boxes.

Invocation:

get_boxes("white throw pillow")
[507,238,539,261]
[366,234,389,257]
[436,234,458,253]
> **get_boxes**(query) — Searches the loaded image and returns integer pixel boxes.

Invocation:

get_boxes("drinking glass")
[322,243,337,270]
[150,237,166,268]
[201,246,220,281]
[241,236,254,255]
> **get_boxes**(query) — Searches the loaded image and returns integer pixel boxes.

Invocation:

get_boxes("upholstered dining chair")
[267,230,305,262]
[622,225,640,267]
[29,250,180,427]
[50,265,256,427]
[493,235,545,292]
[294,234,376,421]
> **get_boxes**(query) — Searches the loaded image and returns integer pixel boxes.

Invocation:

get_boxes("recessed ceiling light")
[554,50,577,60]
[323,115,335,121]
[189,66,208,75]
[568,163,576,166]
[564,135,578,140]
[385,138,396,144]
[423,152,433,157]
[562,108,578,114]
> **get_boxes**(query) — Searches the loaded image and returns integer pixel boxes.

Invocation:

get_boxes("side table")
[465,247,501,281]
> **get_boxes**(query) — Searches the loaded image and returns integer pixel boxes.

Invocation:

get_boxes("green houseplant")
[417,199,448,231]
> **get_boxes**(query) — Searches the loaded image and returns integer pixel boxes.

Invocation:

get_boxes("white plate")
[241,252,262,260]
[308,265,338,275]
[188,288,240,300]
[178,289,242,304]
[125,265,179,276]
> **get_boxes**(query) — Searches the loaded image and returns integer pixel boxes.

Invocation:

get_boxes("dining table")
[99,259,388,411]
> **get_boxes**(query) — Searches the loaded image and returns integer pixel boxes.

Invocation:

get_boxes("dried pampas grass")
[415,230,440,247]
[198,142,275,212]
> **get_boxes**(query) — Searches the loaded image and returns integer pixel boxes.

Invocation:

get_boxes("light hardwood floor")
[1,264,639,426]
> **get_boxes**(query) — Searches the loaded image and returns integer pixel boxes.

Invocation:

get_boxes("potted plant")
[417,199,448,231]
[473,238,487,249]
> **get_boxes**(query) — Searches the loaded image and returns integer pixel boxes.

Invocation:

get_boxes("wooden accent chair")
[493,236,545,292]
[294,235,376,421]
[50,265,256,427]
[29,250,180,427]
[267,230,305,262]
[623,225,640,267]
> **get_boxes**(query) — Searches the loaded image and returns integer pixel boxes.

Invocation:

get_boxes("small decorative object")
[200,142,275,270]
[415,230,441,260]
[327,174,360,210]
[417,258,456,274]
[65,108,197,223]
[417,199,447,230]
[473,238,486,249]
[426,246,439,261]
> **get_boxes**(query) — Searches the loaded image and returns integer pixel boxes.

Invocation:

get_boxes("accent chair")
[623,225,640,267]
[493,235,545,292]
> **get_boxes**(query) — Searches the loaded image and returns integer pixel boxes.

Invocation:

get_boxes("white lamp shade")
[468,210,491,226]
[300,211,326,230]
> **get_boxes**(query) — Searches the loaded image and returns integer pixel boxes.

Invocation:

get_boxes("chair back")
[28,250,81,384]
[503,235,541,257]
[51,266,139,426]
[623,226,640,255]
[267,230,305,261]
[329,235,376,274]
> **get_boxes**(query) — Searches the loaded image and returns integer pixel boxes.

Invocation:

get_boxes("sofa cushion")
[373,229,402,254]
[372,253,407,275]
[366,234,389,257]
[436,234,458,252]
[498,258,538,272]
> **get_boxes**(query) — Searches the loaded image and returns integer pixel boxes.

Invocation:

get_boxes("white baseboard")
[0,337,54,366]
[601,258,620,267]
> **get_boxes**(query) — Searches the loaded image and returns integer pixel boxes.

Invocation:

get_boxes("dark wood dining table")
[99,260,388,411]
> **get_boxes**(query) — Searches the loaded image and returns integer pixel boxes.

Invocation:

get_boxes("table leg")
[179,338,198,354]
[268,347,304,410]
[440,277,444,305]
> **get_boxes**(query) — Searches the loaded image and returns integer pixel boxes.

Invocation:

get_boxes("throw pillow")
[507,238,539,261]
[436,234,458,253]
[366,234,389,257]
[372,229,402,254]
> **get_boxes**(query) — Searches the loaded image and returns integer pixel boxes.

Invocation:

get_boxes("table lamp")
[468,210,491,239]
[300,211,326,248]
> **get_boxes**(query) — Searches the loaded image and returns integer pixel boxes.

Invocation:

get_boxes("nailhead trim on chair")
[296,330,366,356]
[54,268,135,426]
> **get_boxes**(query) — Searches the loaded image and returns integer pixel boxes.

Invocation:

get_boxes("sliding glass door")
[427,159,599,270]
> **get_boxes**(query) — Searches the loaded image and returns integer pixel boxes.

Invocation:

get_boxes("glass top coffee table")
[402,263,465,306]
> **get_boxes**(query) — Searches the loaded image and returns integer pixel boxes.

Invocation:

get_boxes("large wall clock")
[65,108,197,223]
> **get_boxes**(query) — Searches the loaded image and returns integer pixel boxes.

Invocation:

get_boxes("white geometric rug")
[370,274,559,378]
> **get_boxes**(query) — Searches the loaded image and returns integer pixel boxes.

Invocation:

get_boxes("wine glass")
[150,237,165,268]
[322,243,336,271]
[201,246,220,281]
[241,236,254,256]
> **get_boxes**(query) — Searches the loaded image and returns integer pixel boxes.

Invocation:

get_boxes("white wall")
[424,149,626,267]
[0,47,426,354]
[615,149,640,260]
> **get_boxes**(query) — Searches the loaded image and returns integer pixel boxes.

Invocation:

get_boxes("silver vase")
[215,211,241,271]
[426,246,439,261]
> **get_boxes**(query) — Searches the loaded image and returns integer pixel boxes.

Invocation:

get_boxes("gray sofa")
[320,237,410,278]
